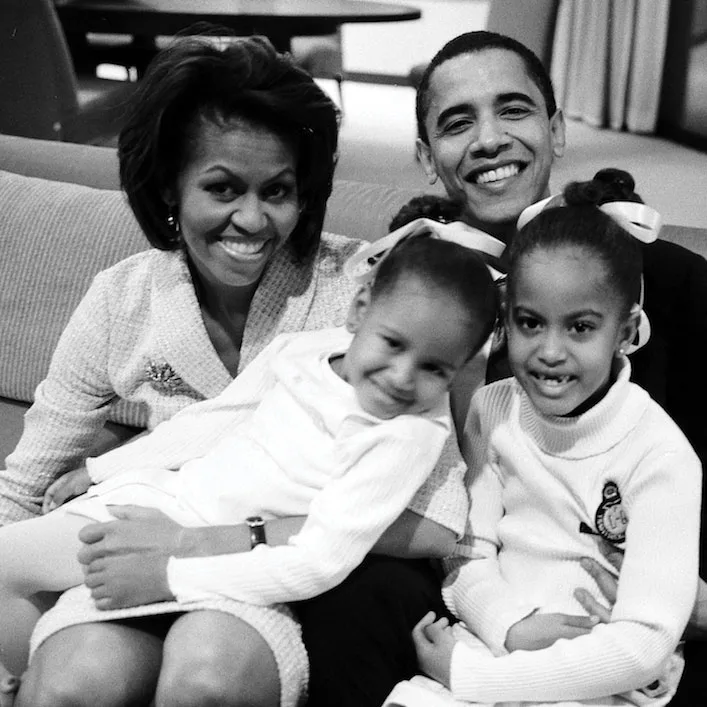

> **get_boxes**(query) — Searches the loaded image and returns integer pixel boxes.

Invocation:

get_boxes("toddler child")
[0,234,497,707]
[386,170,702,707]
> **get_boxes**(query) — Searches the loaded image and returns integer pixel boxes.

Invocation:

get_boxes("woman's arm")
[78,506,454,609]
[0,276,116,524]
[85,417,450,610]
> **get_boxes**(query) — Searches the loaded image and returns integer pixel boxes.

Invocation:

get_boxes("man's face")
[417,49,565,240]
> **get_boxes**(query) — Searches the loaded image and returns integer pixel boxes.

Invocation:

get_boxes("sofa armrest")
[0,134,120,189]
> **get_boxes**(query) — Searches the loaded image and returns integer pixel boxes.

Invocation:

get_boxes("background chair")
[292,32,345,111]
[0,0,139,144]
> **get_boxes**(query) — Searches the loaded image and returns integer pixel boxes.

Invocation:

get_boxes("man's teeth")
[476,164,520,184]
[220,239,267,256]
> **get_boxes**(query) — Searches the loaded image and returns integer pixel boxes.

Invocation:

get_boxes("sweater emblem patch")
[144,360,195,397]
[594,481,627,543]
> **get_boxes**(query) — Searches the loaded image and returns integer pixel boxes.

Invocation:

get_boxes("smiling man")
[416,32,564,242]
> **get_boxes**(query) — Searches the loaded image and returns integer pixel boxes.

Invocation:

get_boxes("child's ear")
[345,286,373,333]
[617,305,641,355]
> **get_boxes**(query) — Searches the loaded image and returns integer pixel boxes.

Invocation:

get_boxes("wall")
[342,0,489,78]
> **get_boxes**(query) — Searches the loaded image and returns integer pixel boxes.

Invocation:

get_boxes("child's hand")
[412,611,456,688]
[43,467,92,513]
[505,611,600,652]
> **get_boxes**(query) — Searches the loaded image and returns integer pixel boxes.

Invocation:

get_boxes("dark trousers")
[295,555,451,707]
[669,641,707,706]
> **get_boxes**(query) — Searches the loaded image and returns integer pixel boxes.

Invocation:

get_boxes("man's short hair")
[416,31,557,144]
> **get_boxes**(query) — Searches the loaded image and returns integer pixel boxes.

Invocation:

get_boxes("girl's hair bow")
[516,195,662,355]
[516,195,662,243]
[344,217,506,286]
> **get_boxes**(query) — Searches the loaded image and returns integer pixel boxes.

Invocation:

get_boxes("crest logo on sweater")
[594,481,627,544]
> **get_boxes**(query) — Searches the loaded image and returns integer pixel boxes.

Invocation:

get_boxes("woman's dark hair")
[507,168,643,315]
[118,31,339,259]
[371,236,498,358]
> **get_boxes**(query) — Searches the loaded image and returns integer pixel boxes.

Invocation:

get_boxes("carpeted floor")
[330,81,707,229]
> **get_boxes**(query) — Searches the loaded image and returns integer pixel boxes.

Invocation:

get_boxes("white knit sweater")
[84,327,451,605]
[442,360,701,704]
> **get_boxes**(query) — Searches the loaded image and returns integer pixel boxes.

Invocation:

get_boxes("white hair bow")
[344,217,506,286]
[516,195,662,354]
[516,195,662,243]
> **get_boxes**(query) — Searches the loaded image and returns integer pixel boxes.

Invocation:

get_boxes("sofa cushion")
[326,179,421,243]
[0,169,145,404]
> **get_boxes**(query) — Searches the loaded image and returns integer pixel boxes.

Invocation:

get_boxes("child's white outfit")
[26,327,452,707]
[386,359,701,707]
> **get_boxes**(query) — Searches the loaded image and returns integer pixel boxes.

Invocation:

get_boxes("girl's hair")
[388,195,463,232]
[507,168,644,315]
[371,236,498,357]
[118,32,340,260]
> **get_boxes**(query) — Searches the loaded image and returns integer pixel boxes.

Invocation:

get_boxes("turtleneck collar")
[516,357,649,459]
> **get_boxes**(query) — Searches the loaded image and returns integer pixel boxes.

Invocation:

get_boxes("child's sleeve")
[448,443,701,704]
[86,334,290,484]
[442,392,540,654]
[165,415,450,605]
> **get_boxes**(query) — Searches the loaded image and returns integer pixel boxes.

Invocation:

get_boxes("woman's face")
[174,118,300,289]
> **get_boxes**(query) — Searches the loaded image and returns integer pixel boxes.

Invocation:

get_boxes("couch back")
[1,133,705,412]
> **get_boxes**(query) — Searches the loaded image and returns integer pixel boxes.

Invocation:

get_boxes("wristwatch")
[246,515,267,549]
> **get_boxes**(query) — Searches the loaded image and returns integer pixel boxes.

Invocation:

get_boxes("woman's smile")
[175,118,300,289]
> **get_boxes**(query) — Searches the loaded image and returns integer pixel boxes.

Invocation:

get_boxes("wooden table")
[54,0,422,52]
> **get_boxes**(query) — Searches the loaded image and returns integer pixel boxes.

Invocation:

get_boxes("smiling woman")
[0,32,355,707]
[2,31,477,707]
[175,119,301,296]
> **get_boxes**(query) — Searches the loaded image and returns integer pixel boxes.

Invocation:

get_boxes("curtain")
[551,0,670,133]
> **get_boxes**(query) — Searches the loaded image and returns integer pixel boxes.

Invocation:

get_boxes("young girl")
[0,235,497,707]
[388,171,702,707]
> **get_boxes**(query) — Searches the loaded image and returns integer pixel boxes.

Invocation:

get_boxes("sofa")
[1,132,706,468]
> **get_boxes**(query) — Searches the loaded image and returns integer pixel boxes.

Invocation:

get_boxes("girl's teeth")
[476,164,520,184]
[537,374,570,385]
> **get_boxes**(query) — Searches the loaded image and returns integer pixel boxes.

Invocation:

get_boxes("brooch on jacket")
[144,360,196,397]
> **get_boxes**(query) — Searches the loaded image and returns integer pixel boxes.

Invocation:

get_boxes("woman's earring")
[618,346,626,357]
[166,208,180,233]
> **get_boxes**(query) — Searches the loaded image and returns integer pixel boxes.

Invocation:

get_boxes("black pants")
[295,555,452,707]
[669,640,707,706]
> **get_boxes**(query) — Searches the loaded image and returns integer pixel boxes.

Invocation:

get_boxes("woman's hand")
[412,611,456,688]
[77,505,182,609]
[43,467,92,513]
[505,611,599,652]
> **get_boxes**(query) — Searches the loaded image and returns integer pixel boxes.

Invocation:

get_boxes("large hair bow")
[516,195,662,243]
[516,195,663,354]
[344,217,506,286]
